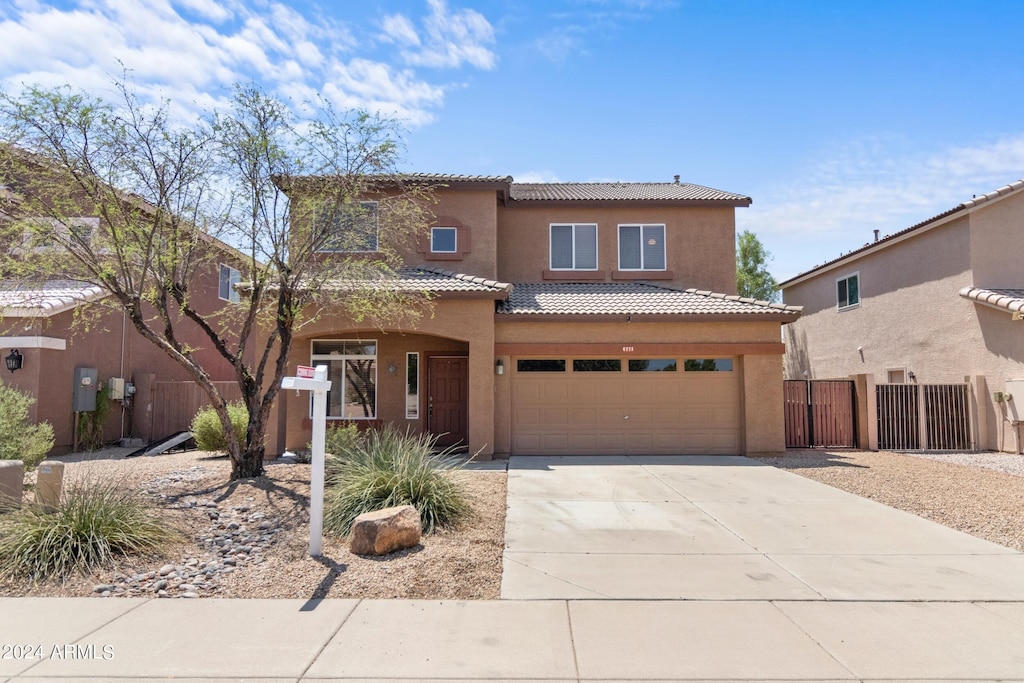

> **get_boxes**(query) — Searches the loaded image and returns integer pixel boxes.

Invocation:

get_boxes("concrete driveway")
[502,454,1024,600]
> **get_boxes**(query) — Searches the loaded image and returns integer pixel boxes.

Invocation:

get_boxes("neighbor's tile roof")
[959,286,1024,315]
[781,178,1024,287]
[510,182,751,204]
[497,281,800,317]
[0,280,107,317]
[400,173,513,184]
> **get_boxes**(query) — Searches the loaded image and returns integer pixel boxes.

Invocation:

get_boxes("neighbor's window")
[837,273,860,310]
[573,359,621,372]
[683,359,733,372]
[218,264,241,303]
[406,352,419,419]
[550,224,598,270]
[629,359,677,372]
[311,340,377,419]
[430,227,458,253]
[316,200,379,253]
[517,359,566,372]
[618,224,666,270]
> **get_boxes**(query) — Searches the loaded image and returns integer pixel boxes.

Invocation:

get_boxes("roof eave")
[495,312,801,323]
[507,198,751,208]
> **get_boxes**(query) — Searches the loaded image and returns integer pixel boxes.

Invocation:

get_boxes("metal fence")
[876,383,972,451]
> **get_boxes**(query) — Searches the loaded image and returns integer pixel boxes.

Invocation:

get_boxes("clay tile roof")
[396,267,513,294]
[400,173,513,184]
[0,280,107,317]
[959,286,1024,314]
[497,281,801,317]
[509,182,750,204]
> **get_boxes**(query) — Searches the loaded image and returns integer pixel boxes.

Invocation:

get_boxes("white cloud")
[385,0,496,70]
[0,0,494,126]
[740,134,1024,281]
[514,170,563,183]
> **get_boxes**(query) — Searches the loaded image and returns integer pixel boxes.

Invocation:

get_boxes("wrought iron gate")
[876,383,972,451]
[784,379,857,448]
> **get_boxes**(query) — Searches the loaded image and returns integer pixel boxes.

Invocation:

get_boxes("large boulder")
[349,505,421,556]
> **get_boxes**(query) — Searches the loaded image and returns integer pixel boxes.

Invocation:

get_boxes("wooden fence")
[148,381,242,439]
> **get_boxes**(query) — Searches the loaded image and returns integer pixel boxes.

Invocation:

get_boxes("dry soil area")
[0,449,506,599]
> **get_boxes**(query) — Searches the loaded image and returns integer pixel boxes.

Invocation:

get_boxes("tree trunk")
[229,403,268,480]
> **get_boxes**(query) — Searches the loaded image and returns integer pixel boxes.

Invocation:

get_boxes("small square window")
[431,227,457,253]
[837,273,860,309]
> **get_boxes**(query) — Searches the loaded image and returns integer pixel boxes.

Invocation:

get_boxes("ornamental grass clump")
[323,425,470,535]
[0,478,177,581]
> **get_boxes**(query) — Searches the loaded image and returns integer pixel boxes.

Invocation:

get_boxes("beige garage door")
[511,357,741,456]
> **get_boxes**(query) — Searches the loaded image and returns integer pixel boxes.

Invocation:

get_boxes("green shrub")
[0,379,54,468]
[323,425,469,535]
[190,402,248,452]
[76,384,112,451]
[0,478,177,580]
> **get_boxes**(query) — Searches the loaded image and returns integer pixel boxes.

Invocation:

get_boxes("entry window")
[684,359,733,372]
[517,359,566,372]
[406,352,419,418]
[218,264,241,303]
[316,200,379,253]
[837,273,860,310]
[887,368,906,384]
[573,359,621,372]
[618,224,666,270]
[311,340,377,418]
[430,227,457,253]
[629,359,677,372]
[550,224,598,270]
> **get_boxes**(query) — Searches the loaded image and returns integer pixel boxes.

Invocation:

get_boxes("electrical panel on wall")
[72,367,98,412]
[1005,379,1024,422]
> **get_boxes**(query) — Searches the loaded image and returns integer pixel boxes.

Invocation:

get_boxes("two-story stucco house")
[780,178,1024,453]
[273,175,801,459]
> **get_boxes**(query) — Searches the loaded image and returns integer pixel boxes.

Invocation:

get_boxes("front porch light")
[5,349,23,373]
[495,359,504,375]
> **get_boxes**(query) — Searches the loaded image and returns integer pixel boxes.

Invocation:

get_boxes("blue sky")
[2,0,1023,282]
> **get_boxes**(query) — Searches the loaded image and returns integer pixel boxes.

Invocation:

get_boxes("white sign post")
[281,365,332,557]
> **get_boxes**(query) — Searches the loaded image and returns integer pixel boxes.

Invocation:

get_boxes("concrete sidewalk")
[3,597,1024,681]
[3,454,1024,681]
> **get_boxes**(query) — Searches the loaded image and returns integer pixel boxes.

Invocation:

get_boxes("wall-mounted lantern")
[5,349,23,373]
[495,358,504,376]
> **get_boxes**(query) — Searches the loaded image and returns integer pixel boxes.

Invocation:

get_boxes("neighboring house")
[780,178,1024,453]
[271,175,801,459]
[0,153,245,453]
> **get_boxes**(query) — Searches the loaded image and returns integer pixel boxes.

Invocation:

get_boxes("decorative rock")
[93,584,115,593]
[158,564,176,576]
[349,505,421,556]
[153,579,169,591]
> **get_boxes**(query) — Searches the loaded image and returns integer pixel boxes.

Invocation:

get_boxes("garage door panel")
[511,359,741,456]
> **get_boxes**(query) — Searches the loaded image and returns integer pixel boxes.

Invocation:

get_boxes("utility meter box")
[108,377,125,400]
[72,367,98,412]
[35,460,64,512]
[1005,379,1024,422]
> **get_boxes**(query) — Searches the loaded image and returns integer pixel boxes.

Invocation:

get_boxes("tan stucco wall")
[970,190,1024,287]
[742,353,786,455]
[782,203,1024,451]
[278,298,496,458]
[496,204,738,293]
[403,188,499,279]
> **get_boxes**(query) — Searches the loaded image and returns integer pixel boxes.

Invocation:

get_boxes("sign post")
[281,365,332,556]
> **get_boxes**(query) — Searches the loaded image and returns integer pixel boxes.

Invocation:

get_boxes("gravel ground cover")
[0,449,506,599]
[760,450,1024,553]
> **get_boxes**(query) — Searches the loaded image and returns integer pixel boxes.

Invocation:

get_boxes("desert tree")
[736,229,778,302]
[0,80,433,479]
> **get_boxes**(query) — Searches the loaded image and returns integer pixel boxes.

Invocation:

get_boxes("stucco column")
[742,354,786,456]
[850,373,878,450]
[972,375,988,452]
[467,338,495,460]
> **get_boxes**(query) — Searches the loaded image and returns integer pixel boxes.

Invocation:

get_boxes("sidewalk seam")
[297,598,361,681]
[564,599,582,683]
[769,599,859,680]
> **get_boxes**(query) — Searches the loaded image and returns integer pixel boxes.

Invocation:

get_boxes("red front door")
[428,356,468,448]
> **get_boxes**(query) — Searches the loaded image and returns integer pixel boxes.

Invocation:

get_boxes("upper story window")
[316,201,379,253]
[24,216,99,251]
[550,224,598,270]
[618,224,666,270]
[837,272,860,310]
[430,227,457,253]
[218,264,241,303]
